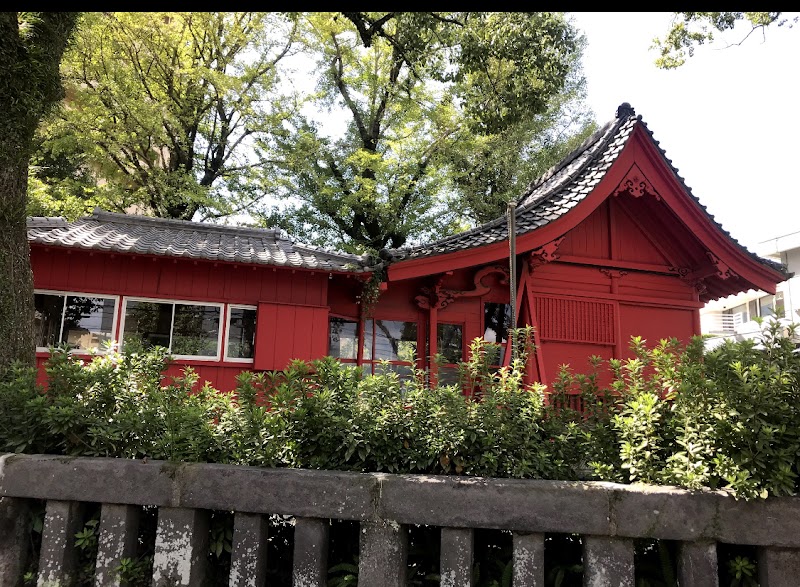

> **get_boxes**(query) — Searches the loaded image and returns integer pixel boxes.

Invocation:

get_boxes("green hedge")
[2,321,799,500]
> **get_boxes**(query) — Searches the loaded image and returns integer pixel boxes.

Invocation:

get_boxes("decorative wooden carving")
[691,279,708,296]
[612,164,660,201]
[706,252,737,280]
[599,268,628,279]
[673,263,712,295]
[528,237,565,273]
[415,265,509,310]
[668,266,690,278]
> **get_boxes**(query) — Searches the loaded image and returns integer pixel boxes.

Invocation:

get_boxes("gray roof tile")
[27,209,369,273]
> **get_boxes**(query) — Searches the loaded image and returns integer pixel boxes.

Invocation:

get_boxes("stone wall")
[1,453,799,586]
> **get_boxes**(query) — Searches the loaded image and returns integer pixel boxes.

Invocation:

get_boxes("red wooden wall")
[373,195,703,391]
[30,190,705,396]
[31,246,334,392]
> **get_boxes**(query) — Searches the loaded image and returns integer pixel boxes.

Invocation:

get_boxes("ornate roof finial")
[616,102,635,119]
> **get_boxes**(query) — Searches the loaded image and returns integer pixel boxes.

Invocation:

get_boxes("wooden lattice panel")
[534,296,616,345]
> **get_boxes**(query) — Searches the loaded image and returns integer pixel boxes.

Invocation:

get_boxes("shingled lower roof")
[383,102,786,277]
[27,210,370,273]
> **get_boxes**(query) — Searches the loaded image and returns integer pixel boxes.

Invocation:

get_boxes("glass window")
[34,293,65,348]
[172,304,220,356]
[437,366,461,387]
[758,293,786,319]
[329,317,359,360]
[437,323,463,364]
[122,299,221,358]
[369,320,417,362]
[436,323,463,387]
[759,294,776,318]
[483,302,512,365]
[362,319,418,376]
[34,292,117,351]
[123,300,173,350]
[775,291,785,318]
[227,307,257,360]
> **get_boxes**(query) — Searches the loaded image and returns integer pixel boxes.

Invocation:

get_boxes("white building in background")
[700,231,800,347]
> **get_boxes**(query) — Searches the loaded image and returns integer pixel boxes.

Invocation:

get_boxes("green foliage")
[0,329,580,483]
[726,555,758,587]
[3,321,800,504]
[74,512,101,586]
[5,322,800,587]
[28,11,594,252]
[115,556,152,587]
[33,12,300,220]
[328,559,359,587]
[577,319,800,500]
[209,512,234,558]
[258,11,593,252]
[652,12,795,69]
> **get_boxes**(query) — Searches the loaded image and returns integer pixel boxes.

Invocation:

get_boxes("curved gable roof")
[384,103,787,295]
[385,105,635,263]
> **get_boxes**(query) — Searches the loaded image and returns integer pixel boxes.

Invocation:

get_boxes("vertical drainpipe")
[507,200,517,362]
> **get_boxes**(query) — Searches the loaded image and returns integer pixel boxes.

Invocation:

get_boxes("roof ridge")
[387,107,637,258]
[27,216,68,229]
[89,209,287,240]
[517,114,633,213]
[86,210,364,260]
[521,118,618,200]
[291,241,369,262]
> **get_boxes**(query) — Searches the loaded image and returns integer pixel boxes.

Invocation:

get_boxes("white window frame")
[223,304,257,363]
[119,296,224,361]
[33,289,120,354]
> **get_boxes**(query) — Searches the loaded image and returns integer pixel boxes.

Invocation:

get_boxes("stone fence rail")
[1,453,799,586]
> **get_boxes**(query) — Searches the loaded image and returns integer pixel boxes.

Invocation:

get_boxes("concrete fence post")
[677,541,718,587]
[0,497,30,587]
[37,500,86,587]
[583,535,634,587]
[94,504,141,587]
[293,517,330,587]
[151,507,209,587]
[440,527,474,587]
[758,546,800,587]
[358,520,408,587]
[229,512,269,587]
[513,532,545,587]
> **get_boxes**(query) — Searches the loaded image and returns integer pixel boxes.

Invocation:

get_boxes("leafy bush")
[2,320,800,501]
[575,319,800,500]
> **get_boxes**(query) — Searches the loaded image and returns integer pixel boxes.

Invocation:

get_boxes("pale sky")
[569,12,800,252]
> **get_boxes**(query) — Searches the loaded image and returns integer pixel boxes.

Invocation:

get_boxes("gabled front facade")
[27,103,788,393]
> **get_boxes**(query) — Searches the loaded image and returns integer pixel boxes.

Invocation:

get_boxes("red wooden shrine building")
[27,103,788,392]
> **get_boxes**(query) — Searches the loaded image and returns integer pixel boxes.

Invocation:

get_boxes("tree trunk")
[0,12,78,371]
[0,154,35,370]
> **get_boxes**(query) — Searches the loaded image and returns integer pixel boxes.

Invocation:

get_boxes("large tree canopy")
[260,12,594,252]
[653,12,796,69]
[30,11,594,254]
[32,11,300,220]
[0,12,78,369]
